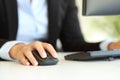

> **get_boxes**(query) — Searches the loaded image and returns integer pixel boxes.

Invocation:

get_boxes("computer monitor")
[82,0,120,16]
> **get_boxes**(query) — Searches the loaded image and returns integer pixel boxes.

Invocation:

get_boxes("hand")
[108,41,120,50]
[9,41,57,66]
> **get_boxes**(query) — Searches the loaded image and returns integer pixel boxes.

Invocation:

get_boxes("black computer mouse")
[30,50,59,66]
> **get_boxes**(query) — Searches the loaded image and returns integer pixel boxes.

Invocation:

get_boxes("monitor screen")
[82,0,120,16]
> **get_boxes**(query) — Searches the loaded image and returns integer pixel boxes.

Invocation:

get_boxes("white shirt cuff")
[0,41,24,60]
[100,39,118,51]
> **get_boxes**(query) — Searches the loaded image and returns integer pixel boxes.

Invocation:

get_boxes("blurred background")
[76,0,120,42]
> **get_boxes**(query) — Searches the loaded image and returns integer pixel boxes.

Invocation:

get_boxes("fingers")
[16,53,30,66]
[42,43,57,58]
[11,41,57,66]
[31,41,58,58]
[20,56,30,66]
[16,51,38,66]
[24,51,38,66]
[32,41,47,58]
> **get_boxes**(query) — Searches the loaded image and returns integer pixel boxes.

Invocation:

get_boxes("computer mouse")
[30,50,59,66]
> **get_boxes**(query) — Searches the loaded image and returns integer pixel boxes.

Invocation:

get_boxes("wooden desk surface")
[0,52,120,80]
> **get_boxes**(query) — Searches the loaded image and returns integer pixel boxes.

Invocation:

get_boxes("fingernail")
[42,52,47,58]
[34,61,38,66]
[54,53,58,58]
[26,62,30,66]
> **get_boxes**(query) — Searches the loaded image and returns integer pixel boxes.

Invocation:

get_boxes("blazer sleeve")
[0,39,8,48]
[60,0,100,51]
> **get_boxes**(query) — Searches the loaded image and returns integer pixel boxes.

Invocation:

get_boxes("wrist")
[100,40,114,50]
[108,42,115,50]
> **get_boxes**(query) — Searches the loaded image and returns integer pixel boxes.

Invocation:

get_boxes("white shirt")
[17,0,48,43]
[0,0,48,60]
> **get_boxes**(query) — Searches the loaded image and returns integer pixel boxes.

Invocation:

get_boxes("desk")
[0,52,120,80]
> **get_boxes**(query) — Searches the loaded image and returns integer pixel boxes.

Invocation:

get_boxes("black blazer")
[0,0,100,51]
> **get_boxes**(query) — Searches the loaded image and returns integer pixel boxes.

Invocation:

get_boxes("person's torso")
[16,0,48,44]
[0,0,69,48]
